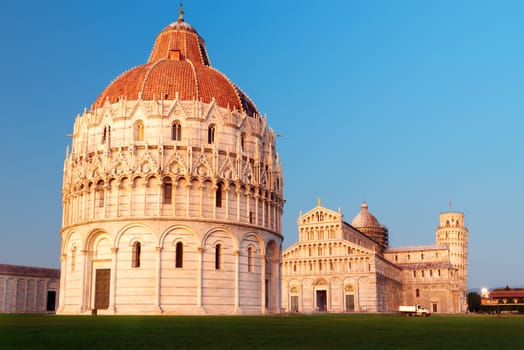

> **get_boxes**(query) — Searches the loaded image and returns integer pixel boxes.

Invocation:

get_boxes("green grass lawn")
[0,313,523,350]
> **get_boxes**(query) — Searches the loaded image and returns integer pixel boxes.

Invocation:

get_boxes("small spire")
[317,197,321,207]
[178,3,185,21]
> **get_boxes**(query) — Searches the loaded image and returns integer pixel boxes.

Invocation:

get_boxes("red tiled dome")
[93,17,258,116]
[351,202,382,228]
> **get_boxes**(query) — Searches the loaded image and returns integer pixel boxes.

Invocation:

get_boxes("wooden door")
[290,296,299,312]
[345,294,355,312]
[316,290,327,311]
[94,269,110,310]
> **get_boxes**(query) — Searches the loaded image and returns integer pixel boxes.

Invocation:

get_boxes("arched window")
[215,243,222,270]
[208,124,216,144]
[96,181,104,208]
[135,120,144,141]
[163,178,172,204]
[416,288,420,298]
[172,121,182,141]
[248,246,255,272]
[215,183,223,208]
[132,242,141,268]
[175,242,183,268]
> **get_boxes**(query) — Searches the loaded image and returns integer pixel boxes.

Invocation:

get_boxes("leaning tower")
[58,8,284,315]
[435,211,468,312]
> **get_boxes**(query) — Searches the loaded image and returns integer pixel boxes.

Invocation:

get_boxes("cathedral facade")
[58,10,284,315]
[282,201,468,314]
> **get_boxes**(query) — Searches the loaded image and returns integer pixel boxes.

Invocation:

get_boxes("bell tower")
[435,211,468,312]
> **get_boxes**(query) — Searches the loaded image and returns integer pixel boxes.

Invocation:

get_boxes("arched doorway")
[88,233,113,312]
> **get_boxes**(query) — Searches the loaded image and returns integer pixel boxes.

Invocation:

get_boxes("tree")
[467,291,481,312]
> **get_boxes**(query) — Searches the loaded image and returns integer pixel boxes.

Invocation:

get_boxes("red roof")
[0,264,60,279]
[93,18,258,116]
[488,290,524,298]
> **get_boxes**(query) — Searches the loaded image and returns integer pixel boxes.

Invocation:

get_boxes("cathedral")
[58,9,284,315]
[281,201,468,314]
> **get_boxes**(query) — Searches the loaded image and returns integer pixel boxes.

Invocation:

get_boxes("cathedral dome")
[351,202,381,228]
[93,15,258,116]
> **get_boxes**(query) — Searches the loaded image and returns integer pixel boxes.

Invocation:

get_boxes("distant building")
[58,8,284,315]
[282,201,468,313]
[0,264,59,313]
[481,287,524,308]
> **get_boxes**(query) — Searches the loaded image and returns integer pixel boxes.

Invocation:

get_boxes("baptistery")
[58,9,284,315]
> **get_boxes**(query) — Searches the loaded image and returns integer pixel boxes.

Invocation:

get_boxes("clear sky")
[1,0,523,290]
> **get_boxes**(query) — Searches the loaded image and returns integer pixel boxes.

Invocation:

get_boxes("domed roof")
[351,201,382,228]
[93,10,258,116]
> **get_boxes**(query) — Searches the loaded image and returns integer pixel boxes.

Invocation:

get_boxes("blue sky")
[1,0,523,290]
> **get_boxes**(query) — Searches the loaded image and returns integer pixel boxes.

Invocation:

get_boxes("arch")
[131,175,146,186]
[114,223,156,248]
[240,232,263,272]
[159,224,199,248]
[145,174,159,185]
[201,228,237,312]
[84,230,113,274]
[240,232,265,252]
[314,278,329,286]
[201,228,239,252]
[84,229,113,251]
[62,230,82,255]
